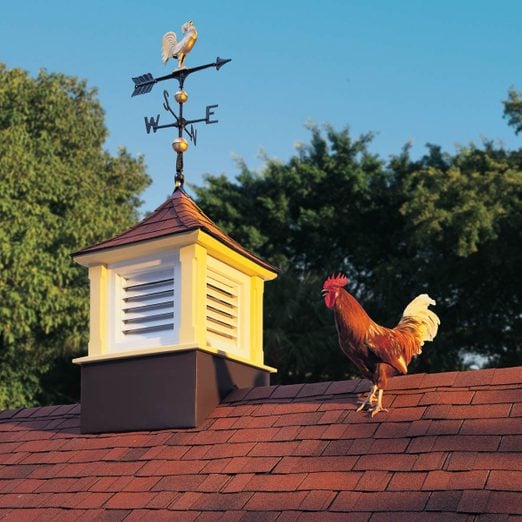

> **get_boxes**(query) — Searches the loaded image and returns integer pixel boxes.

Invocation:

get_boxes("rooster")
[161,20,198,69]
[322,274,440,416]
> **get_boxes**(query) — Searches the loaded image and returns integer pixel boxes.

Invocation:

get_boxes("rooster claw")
[356,385,378,412]
[357,397,377,405]
[370,406,389,417]
[356,399,377,412]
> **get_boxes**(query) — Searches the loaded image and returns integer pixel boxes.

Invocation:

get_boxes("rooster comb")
[323,273,349,290]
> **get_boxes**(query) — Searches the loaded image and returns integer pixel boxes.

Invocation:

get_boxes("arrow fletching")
[131,73,156,97]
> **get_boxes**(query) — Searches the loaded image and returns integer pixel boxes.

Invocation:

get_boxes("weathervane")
[131,20,231,189]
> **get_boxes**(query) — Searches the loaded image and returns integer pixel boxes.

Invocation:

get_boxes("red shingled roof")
[0,366,520,519]
[73,188,277,273]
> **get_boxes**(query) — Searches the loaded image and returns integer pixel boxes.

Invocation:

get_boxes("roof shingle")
[0,366,520,519]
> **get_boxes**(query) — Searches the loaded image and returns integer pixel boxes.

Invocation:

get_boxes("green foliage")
[503,87,522,135]
[396,142,522,370]
[0,65,150,408]
[194,119,522,383]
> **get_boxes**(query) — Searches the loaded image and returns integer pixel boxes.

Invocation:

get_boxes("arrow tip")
[215,57,232,70]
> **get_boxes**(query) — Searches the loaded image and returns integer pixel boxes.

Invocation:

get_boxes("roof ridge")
[171,187,212,228]
[221,366,522,405]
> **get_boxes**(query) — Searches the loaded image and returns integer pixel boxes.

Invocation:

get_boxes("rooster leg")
[356,384,378,412]
[370,388,389,417]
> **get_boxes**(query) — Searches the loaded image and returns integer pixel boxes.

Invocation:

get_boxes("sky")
[1,0,521,214]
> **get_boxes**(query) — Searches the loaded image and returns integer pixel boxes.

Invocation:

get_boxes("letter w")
[144,114,160,134]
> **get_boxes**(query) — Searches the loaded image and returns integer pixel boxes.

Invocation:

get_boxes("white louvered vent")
[121,271,174,336]
[206,268,239,352]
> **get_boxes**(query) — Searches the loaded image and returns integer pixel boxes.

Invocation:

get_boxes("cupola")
[73,188,278,433]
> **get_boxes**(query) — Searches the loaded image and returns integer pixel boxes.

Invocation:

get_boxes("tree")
[398,141,522,369]
[503,87,522,135]
[0,65,150,408]
[193,120,522,383]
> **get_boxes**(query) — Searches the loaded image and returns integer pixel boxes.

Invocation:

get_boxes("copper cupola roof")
[73,188,277,274]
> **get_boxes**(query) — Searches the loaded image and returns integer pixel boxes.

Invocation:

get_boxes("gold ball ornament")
[172,137,189,153]
[174,90,189,103]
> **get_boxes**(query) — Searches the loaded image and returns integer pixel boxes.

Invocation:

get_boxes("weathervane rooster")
[161,20,198,69]
[322,274,440,416]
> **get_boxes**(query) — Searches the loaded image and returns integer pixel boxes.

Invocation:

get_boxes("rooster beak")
[321,289,328,297]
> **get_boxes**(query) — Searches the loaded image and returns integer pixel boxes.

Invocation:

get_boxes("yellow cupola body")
[73,188,277,433]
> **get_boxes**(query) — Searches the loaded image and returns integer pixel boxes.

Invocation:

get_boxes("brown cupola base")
[79,348,269,433]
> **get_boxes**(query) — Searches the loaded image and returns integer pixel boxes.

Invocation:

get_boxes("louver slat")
[207,327,236,340]
[123,312,174,325]
[123,278,173,292]
[206,308,237,327]
[122,323,172,335]
[207,279,238,297]
[122,316,173,334]
[123,289,174,303]
[122,300,173,315]
[206,295,237,315]
[122,275,174,336]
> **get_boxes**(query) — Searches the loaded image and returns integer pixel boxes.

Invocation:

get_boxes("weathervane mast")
[131,20,231,189]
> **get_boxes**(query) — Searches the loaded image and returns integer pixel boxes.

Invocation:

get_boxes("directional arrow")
[131,57,231,97]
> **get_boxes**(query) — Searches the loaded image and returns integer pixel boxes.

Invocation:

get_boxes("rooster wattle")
[322,274,440,416]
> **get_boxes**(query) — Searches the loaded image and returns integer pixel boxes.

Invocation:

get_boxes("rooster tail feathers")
[399,294,440,348]
[161,32,178,64]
